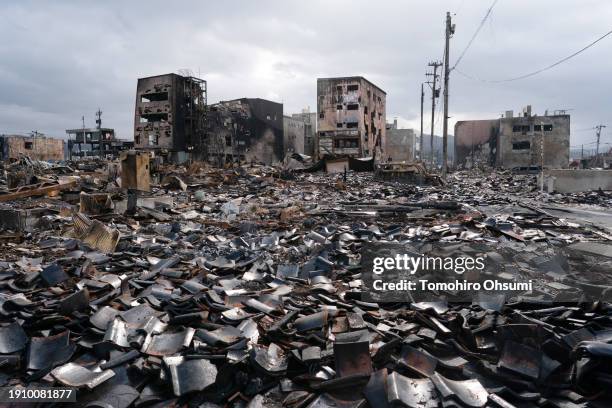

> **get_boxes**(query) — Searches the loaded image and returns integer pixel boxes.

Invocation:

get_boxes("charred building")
[283,115,305,155]
[385,119,416,162]
[455,106,570,170]
[284,110,317,157]
[133,73,207,161]
[317,77,386,160]
[204,98,284,166]
[67,111,132,158]
[0,134,65,162]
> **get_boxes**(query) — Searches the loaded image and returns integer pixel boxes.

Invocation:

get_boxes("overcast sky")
[1,0,611,148]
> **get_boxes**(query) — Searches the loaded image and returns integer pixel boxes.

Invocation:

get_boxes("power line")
[451,0,498,71]
[456,28,612,83]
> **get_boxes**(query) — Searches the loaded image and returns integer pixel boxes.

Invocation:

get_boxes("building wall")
[542,169,612,193]
[454,119,499,168]
[134,74,183,150]
[205,98,284,165]
[283,116,305,155]
[317,77,386,159]
[454,111,570,169]
[385,121,416,162]
[291,111,317,156]
[0,135,65,161]
[498,115,570,169]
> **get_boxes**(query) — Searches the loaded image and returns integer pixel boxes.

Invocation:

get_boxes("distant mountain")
[419,134,455,161]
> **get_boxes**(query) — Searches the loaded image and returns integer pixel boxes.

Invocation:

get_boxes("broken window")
[142,113,168,123]
[336,85,343,92]
[225,136,232,147]
[347,104,359,110]
[534,125,542,132]
[347,84,359,92]
[336,123,344,128]
[512,141,530,150]
[336,105,343,110]
[364,106,368,115]
[346,122,358,128]
[266,114,271,120]
[334,138,359,148]
[148,133,158,145]
[135,135,141,144]
[319,112,324,119]
[24,141,33,150]
[544,124,553,131]
[522,125,530,133]
[512,125,521,133]
[141,92,168,103]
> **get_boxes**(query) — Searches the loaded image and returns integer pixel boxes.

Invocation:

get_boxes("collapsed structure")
[316,76,386,160]
[205,98,284,165]
[454,105,570,170]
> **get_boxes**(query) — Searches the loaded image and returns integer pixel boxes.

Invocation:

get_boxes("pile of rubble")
[0,159,611,407]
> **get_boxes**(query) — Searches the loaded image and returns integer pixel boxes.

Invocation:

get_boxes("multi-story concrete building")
[133,73,207,161]
[291,110,317,156]
[283,115,305,155]
[454,106,570,169]
[316,76,386,160]
[204,98,284,166]
[283,109,318,156]
[385,119,416,162]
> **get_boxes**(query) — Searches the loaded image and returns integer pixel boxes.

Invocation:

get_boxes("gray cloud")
[0,0,610,148]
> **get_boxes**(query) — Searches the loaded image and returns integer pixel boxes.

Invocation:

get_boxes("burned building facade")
[283,116,305,155]
[133,73,206,161]
[385,119,416,162]
[290,110,317,156]
[317,77,386,159]
[454,119,500,168]
[0,134,65,162]
[455,106,570,170]
[204,98,284,165]
[66,127,132,158]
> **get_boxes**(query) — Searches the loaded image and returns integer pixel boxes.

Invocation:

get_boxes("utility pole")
[426,61,442,168]
[442,11,455,178]
[419,83,424,161]
[595,124,606,167]
[540,121,545,193]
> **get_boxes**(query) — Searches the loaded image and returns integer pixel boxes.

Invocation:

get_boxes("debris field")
[0,158,612,407]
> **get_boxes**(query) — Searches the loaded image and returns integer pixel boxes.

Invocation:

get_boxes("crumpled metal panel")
[72,212,120,253]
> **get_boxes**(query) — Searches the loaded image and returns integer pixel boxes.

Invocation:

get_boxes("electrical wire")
[456,28,612,83]
[451,0,499,71]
